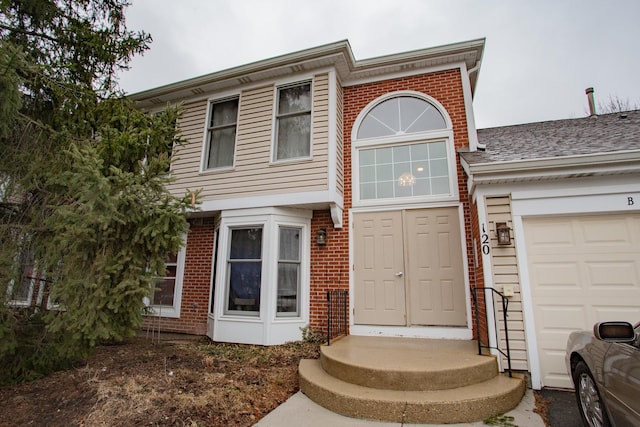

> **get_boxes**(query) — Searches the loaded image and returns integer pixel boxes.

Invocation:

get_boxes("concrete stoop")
[298,336,526,424]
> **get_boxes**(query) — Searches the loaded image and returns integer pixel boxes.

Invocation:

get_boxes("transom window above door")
[357,96,446,139]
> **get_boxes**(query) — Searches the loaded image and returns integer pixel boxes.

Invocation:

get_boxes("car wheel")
[572,361,611,427]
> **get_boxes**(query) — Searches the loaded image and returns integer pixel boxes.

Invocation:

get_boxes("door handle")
[395,272,404,277]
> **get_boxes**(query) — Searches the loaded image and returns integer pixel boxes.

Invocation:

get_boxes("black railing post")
[327,290,332,346]
[501,295,513,377]
[473,287,513,378]
[326,289,348,345]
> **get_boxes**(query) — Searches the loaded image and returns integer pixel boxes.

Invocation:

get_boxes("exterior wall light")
[317,228,327,246]
[496,222,511,245]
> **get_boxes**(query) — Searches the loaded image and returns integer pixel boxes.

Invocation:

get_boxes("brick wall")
[142,217,215,335]
[309,68,485,335]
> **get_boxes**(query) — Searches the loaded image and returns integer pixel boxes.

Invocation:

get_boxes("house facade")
[131,39,487,346]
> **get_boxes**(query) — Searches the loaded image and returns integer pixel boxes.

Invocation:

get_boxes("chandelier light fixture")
[398,172,416,187]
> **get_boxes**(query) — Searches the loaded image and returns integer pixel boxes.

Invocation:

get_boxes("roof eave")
[128,38,485,108]
[464,150,640,186]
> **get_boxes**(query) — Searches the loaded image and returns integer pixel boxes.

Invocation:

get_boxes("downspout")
[467,62,486,151]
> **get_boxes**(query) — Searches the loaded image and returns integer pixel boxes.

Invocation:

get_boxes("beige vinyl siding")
[486,195,528,371]
[167,99,207,195]
[335,76,344,196]
[167,74,331,201]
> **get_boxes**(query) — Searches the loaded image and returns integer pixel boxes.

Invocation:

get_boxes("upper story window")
[275,82,311,161]
[353,93,455,205]
[205,97,239,170]
[357,96,447,139]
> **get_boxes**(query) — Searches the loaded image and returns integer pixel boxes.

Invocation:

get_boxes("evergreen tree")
[0,0,193,383]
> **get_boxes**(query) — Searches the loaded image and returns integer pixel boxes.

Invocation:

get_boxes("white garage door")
[525,213,640,389]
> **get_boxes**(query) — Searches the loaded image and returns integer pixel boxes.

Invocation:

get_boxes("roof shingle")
[461,110,640,165]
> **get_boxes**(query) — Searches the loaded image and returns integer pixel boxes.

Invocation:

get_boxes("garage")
[524,212,640,388]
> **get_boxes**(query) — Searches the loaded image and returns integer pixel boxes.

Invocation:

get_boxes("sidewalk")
[255,389,545,427]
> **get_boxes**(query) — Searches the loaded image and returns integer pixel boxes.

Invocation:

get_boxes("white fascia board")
[200,190,344,213]
[466,150,640,183]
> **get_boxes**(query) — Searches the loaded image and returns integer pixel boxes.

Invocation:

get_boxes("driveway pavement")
[535,389,582,427]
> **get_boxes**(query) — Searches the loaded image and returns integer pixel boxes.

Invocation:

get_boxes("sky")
[118,0,640,129]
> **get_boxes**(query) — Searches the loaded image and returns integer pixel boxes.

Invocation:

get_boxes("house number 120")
[481,224,490,255]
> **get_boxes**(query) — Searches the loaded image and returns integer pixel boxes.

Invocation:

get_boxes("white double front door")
[353,207,467,327]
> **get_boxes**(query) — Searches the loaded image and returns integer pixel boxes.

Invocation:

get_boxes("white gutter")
[461,149,640,193]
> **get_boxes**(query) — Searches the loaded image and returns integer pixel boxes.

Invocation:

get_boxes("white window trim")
[271,80,314,164]
[146,239,187,319]
[7,272,36,307]
[200,94,240,173]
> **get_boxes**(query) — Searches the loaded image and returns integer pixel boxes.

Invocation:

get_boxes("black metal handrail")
[472,287,513,377]
[327,289,348,345]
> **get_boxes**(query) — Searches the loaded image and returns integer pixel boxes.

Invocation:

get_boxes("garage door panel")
[587,261,639,286]
[536,305,587,330]
[530,262,581,287]
[525,213,640,389]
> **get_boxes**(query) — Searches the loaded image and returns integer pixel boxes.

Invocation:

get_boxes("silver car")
[566,321,640,427]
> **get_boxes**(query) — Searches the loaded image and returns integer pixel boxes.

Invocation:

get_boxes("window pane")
[376,147,392,163]
[210,99,238,127]
[227,262,261,312]
[430,158,449,176]
[360,165,375,182]
[207,127,236,168]
[361,183,375,199]
[414,178,431,196]
[429,141,447,158]
[377,181,394,198]
[279,228,300,261]
[431,177,450,194]
[376,163,393,181]
[359,149,375,166]
[411,143,428,159]
[393,145,410,162]
[401,97,446,133]
[230,228,262,259]
[277,263,299,314]
[368,98,400,133]
[278,84,311,115]
[153,277,175,306]
[357,115,394,139]
[276,115,311,159]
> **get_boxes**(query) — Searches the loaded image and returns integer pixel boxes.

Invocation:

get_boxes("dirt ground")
[0,333,320,427]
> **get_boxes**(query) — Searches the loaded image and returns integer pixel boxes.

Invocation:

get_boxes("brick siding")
[309,69,486,336]
[142,217,215,335]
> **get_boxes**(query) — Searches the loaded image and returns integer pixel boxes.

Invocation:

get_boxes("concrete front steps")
[299,335,525,424]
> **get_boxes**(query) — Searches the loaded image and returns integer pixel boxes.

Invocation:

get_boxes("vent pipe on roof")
[586,87,597,116]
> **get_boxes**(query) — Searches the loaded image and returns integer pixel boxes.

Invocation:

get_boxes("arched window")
[353,94,455,204]
[357,96,447,139]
